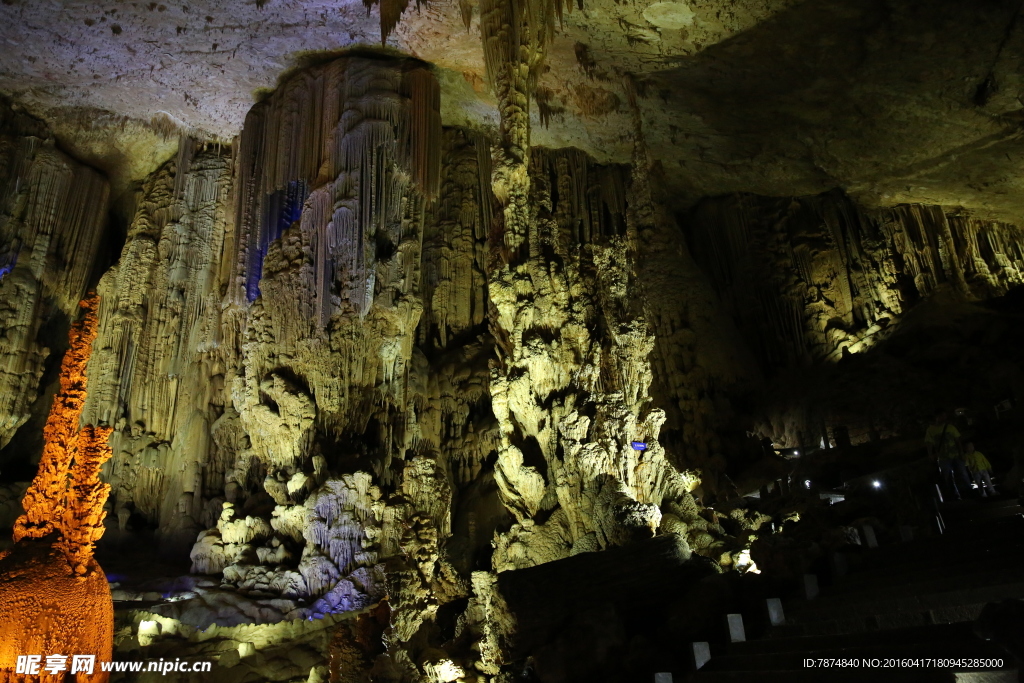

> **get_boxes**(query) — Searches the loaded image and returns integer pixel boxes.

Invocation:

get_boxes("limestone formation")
[82,143,232,552]
[0,104,109,449]
[687,192,1024,370]
[14,295,114,572]
[1,294,114,682]
[4,4,1024,682]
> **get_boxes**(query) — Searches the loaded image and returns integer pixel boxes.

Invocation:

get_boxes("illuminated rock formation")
[0,543,113,683]
[1,294,113,681]
[82,144,232,552]
[0,103,109,449]
[684,192,1024,447]
[13,295,113,563]
[687,192,1024,369]
[35,41,764,680]
[4,6,1024,681]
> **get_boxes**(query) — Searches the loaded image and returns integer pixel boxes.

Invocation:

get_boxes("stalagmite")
[13,295,114,568]
[0,294,113,681]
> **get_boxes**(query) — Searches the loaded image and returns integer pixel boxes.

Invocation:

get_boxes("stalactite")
[686,191,1024,372]
[0,119,109,447]
[224,56,441,475]
[231,57,440,317]
[421,129,490,347]
[82,144,232,548]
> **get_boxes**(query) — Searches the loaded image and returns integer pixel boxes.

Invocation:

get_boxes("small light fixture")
[804,479,812,489]
[872,480,881,489]
[794,450,801,456]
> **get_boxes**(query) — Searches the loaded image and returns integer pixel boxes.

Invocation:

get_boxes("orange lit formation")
[0,294,114,682]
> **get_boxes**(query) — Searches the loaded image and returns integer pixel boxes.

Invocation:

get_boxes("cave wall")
[9,38,1024,682]
[82,144,232,552]
[684,190,1024,447]
[47,50,762,681]
[686,190,1024,371]
[0,104,109,452]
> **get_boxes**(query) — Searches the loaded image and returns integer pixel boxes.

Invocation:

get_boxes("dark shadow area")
[642,0,1024,218]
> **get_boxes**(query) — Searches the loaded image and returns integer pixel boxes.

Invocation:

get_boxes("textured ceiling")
[641,0,1024,220]
[2,0,1024,221]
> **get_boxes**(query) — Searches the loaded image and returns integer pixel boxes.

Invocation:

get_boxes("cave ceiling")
[1,0,1024,218]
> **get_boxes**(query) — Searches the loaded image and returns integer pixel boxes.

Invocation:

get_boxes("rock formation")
[0,103,109,451]
[687,191,1024,370]
[1,294,114,681]
[684,191,1024,447]
[82,142,232,552]
[1,2,1024,682]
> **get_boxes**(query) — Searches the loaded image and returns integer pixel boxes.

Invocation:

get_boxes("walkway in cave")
[685,495,1024,682]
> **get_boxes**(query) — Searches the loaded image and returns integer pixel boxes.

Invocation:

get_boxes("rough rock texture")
[472,4,712,588]
[483,146,702,572]
[0,103,108,450]
[1,295,114,682]
[0,543,113,683]
[15,294,114,573]
[687,191,1024,369]
[0,0,796,178]
[211,57,447,637]
[641,0,1024,221]
[76,58,469,672]
[112,605,363,683]
[8,0,1024,224]
[683,190,1024,448]
[82,143,232,554]
[51,47,757,681]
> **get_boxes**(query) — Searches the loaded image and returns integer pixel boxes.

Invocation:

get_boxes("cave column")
[476,0,691,564]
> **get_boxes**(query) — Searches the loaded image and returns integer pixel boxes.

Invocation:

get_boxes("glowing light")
[794,450,801,456]
[804,479,812,489]
[872,480,882,489]
[138,619,159,647]
[735,549,761,574]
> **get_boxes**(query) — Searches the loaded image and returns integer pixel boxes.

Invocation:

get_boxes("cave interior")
[0,0,1024,681]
